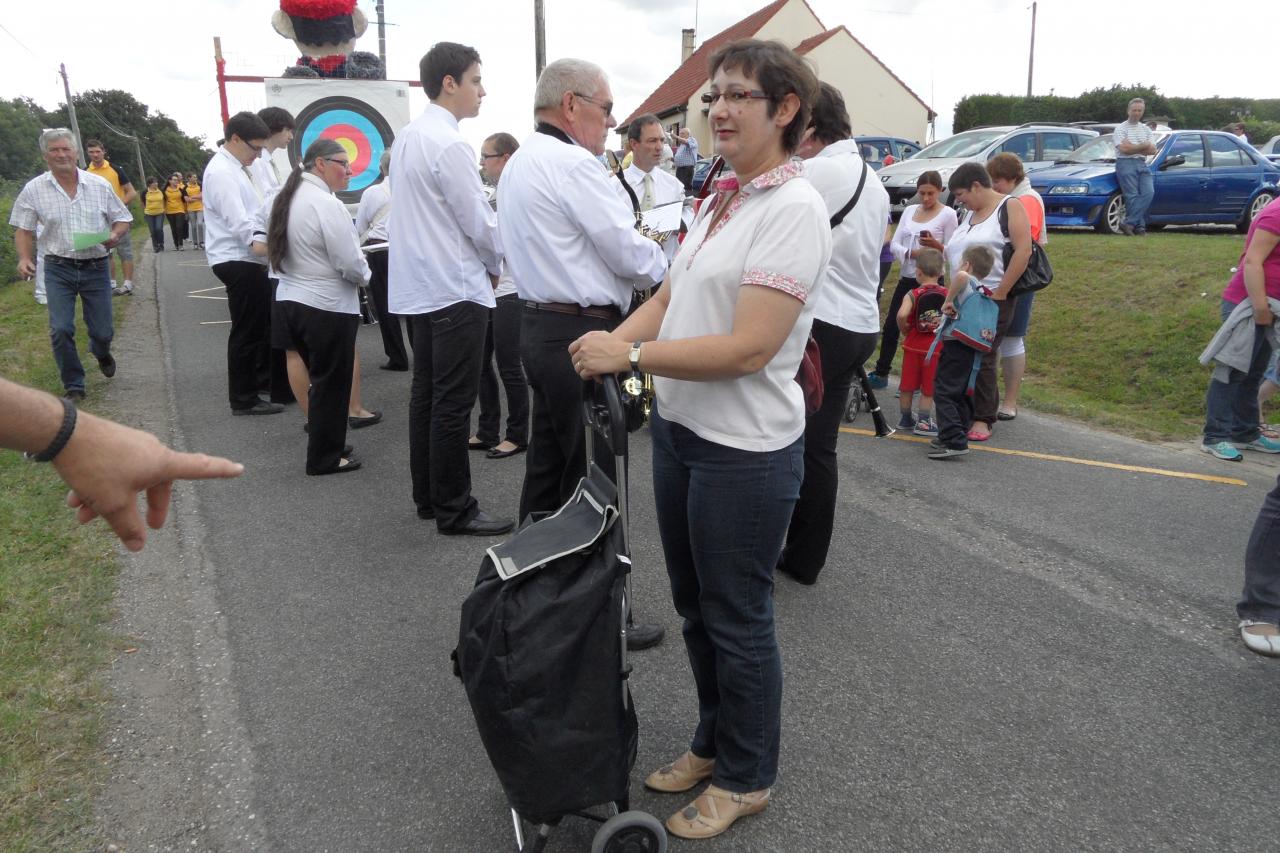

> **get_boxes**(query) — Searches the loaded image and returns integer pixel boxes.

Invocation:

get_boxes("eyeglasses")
[320,158,351,169]
[479,152,503,162]
[700,89,771,106]
[572,92,614,118]
[245,141,265,154]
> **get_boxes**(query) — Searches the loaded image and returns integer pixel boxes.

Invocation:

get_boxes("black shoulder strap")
[829,162,869,229]
[614,168,640,216]
[997,197,1010,239]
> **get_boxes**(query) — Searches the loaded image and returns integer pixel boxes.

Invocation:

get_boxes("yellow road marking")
[199,320,232,325]
[187,294,227,301]
[839,426,1248,487]
[188,286,223,294]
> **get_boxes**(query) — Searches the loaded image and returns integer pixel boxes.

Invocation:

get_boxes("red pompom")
[280,0,356,19]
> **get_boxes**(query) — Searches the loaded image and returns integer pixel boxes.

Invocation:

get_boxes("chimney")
[681,28,696,64]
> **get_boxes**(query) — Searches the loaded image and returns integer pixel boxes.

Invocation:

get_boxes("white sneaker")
[1240,620,1280,657]
[122,280,133,294]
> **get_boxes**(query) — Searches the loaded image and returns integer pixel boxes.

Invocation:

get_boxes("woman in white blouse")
[263,139,371,475]
[570,40,830,841]
[868,170,958,385]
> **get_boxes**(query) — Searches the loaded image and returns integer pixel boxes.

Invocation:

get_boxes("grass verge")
[0,264,127,851]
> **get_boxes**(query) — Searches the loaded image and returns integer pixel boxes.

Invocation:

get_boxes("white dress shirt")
[254,148,287,192]
[354,179,391,243]
[622,163,687,263]
[803,140,890,334]
[272,173,370,315]
[203,146,267,266]
[9,169,132,259]
[388,103,501,315]
[498,129,666,312]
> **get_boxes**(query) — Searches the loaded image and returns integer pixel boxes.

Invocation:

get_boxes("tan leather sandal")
[665,785,770,839]
[644,751,715,793]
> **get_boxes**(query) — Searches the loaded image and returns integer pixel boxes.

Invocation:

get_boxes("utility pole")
[1026,1,1037,98]
[534,0,546,80]
[59,63,86,167]
[376,1,387,67]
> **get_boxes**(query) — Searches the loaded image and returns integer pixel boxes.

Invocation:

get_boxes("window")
[901,143,921,158]
[996,133,1036,162]
[1164,135,1205,169]
[1208,135,1248,167]
[1041,132,1078,162]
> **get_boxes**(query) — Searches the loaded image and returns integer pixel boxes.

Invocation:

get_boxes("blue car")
[1030,130,1280,234]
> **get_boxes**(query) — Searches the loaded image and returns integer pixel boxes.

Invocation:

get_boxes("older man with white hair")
[10,128,132,402]
[498,57,667,648]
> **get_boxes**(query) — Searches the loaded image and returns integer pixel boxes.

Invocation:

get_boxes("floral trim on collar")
[689,160,804,269]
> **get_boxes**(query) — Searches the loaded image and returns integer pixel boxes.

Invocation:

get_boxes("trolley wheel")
[844,387,864,423]
[590,810,667,853]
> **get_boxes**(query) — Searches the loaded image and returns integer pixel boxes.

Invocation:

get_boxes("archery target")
[290,96,395,203]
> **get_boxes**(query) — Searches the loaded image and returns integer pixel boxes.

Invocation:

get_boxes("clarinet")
[855,366,895,437]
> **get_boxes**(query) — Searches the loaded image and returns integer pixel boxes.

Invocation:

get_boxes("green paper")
[72,230,112,250]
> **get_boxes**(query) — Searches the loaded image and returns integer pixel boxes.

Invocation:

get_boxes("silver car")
[877,124,1098,212]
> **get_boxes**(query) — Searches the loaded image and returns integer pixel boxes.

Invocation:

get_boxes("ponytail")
[266,138,346,273]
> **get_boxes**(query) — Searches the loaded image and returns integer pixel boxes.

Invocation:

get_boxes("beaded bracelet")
[26,396,77,462]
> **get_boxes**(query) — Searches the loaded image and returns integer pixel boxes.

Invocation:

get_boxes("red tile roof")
[795,26,935,118]
[621,0,791,128]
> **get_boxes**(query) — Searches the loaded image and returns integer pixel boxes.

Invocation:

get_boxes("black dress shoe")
[232,400,285,416]
[307,458,362,476]
[486,443,527,459]
[97,353,116,378]
[379,361,409,371]
[468,439,494,452]
[626,621,665,651]
[349,411,383,429]
[440,510,514,537]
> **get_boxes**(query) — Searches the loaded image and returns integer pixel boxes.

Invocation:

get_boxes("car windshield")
[913,129,1007,159]
[1061,132,1170,163]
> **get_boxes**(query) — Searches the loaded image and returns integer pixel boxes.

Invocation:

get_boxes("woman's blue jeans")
[1204,299,1272,444]
[649,408,803,793]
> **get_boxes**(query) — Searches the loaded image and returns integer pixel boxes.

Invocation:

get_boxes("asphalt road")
[97,246,1280,852]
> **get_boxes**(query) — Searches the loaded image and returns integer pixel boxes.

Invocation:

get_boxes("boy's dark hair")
[85,138,105,151]
[225,111,270,144]
[420,42,482,100]
[915,247,944,279]
[962,245,996,280]
[807,81,851,146]
[948,161,992,192]
[708,39,818,154]
[257,107,296,134]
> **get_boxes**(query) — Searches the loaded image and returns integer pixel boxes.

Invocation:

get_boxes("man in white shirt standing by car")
[389,42,511,537]
[1114,97,1157,236]
[778,81,889,586]
[620,113,689,264]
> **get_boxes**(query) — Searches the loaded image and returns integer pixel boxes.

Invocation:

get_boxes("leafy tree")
[0,98,51,181]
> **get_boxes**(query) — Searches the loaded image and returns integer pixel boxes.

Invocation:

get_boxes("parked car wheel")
[1239,192,1277,233]
[1095,192,1125,234]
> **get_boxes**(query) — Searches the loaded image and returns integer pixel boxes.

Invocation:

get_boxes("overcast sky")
[0,0,1270,166]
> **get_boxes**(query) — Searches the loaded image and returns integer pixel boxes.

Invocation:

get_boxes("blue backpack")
[925,280,998,395]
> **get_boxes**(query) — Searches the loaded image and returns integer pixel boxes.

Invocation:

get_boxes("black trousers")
[409,301,487,529]
[973,295,1020,427]
[676,165,694,193]
[365,249,411,369]
[872,276,919,376]
[167,213,185,248]
[267,279,294,403]
[778,321,879,584]
[277,301,358,474]
[519,308,617,523]
[212,261,272,411]
[934,341,980,450]
[477,294,530,447]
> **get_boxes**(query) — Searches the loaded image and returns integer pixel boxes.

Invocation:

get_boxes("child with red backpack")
[893,247,947,435]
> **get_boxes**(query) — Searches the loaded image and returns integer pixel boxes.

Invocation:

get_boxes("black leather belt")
[522,301,621,322]
[46,255,107,267]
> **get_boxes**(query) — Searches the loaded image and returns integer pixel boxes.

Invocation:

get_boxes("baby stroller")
[454,376,668,853]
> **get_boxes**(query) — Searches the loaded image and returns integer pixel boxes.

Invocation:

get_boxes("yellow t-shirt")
[87,159,128,201]
[184,181,203,212]
[163,185,187,214]
[143,188,165,215]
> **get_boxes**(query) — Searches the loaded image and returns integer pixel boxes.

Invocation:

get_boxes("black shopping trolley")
[454,376,667,853]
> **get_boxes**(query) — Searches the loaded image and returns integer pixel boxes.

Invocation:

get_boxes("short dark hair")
[915,247,944,279]
[146,176,159,186]
[962,245,996,279]
[808,82,850,146]
[257,107,295,134]
[916,170,944,190]
[420,42,481,100]
[85,138,105,151]
[986,152,1026,184]
[948,161,992,192]
[484,132,520,157]
[627,114,662,143]
[225,111,270,144]
[708,39,818,154]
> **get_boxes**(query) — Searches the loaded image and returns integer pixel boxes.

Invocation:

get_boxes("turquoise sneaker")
[1235,435,1280,454]
[1202,441,1243,461]
[866,372,888,390]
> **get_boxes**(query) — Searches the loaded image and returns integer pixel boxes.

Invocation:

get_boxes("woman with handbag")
[569,39,830,840]
[987,152,1046,421]
[944,161,1032,442]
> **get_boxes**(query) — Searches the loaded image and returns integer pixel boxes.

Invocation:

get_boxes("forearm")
[0,377,66,455]
[612,287,669,342]
[15,229,34,265]
[1244,259,1269,310]
[110,220,130,239]
[637,333,780,381]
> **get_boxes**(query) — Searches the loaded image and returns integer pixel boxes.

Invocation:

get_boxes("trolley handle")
[582,375,628,459]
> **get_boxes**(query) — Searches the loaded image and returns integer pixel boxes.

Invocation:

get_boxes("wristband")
[26,396,77,463]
